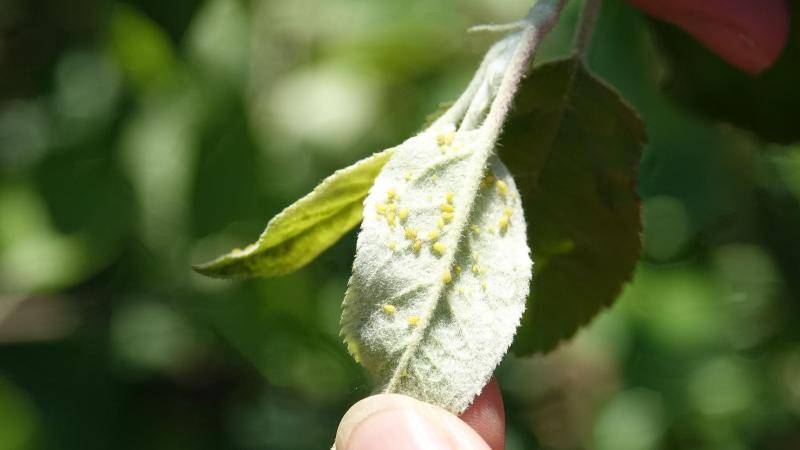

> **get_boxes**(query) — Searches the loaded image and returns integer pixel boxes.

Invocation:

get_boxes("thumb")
[335,394,491,450]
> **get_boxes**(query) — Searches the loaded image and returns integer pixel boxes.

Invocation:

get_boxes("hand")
[335,378,505,450]
[626,0,790,74]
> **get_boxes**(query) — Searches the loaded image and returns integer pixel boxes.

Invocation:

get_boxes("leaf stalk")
[574,0,602,61]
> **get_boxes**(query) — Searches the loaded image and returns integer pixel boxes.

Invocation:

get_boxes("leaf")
[645,6,800,145]
[499,56,644,355]
[419,100,455,131]
[193,150,392,278]
[341,126,532,413]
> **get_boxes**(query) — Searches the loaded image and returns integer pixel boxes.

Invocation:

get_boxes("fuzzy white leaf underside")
[341,126,532,413]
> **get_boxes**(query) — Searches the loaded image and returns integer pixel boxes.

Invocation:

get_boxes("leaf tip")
[191,258,230,279]
[191,248,252,279]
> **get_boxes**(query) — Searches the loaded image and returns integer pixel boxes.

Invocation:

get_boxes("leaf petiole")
[574,0,603,60]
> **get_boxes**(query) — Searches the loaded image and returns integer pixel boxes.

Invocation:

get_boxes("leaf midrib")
[384,58,585,388]
[524,55,583,198]
[383,134,496,392]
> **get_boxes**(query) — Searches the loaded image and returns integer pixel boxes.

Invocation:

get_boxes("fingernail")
[346,407,454,450]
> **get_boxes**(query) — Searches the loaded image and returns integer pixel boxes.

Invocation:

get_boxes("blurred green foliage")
[1,0,799,449]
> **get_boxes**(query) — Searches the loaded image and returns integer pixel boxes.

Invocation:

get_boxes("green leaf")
[500,56,645,355]
[646,6,800,144]
[418,100,454,131]
[193,150,392,278]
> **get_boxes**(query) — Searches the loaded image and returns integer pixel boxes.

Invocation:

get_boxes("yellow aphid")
[383,304,396,314]
[404,227,417,239]
[399,208,409,220]
[440,203,454,213]
[401,368,409,377]
[442,269,452,284]
[432,242,447,255]
[387,187,397,200]
[387,214,396,227]
[437,218,445,229]
[436,132,455,147]
[428,229,440,240]
[504,207,513,217]
[404,171,413,181]
[481,280,488,290]
[482,173,495,187]
[446,192,454,204]
[470,224,481,235]
[412,239,422,253]
[376,203,387,214]
[498,216,509,230]
[455,265,462,273]
[496,180,509,195]
[388,241,397,251]
[408,316,420,326]
[471,264,486,274]
[442,212,453,222]
[346,339,361,363]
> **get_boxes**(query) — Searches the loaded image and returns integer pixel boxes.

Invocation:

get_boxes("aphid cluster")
[436,131,458,154]
[375,185,410,249]
[374,133,519,327]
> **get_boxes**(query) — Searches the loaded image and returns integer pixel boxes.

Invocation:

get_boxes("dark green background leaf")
[501,56,644,354]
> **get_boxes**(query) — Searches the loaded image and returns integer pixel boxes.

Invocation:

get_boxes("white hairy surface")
[341,125,532,413]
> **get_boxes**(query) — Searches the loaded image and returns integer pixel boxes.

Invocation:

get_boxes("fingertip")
[627,0,790,74]
[336,394,490,450]
[459,378,506,450]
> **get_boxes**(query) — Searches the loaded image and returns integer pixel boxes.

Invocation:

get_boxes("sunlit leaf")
[419,100,454,131]
[342,126,532,413]
[194,150,392,278]
[501,56,644,354]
